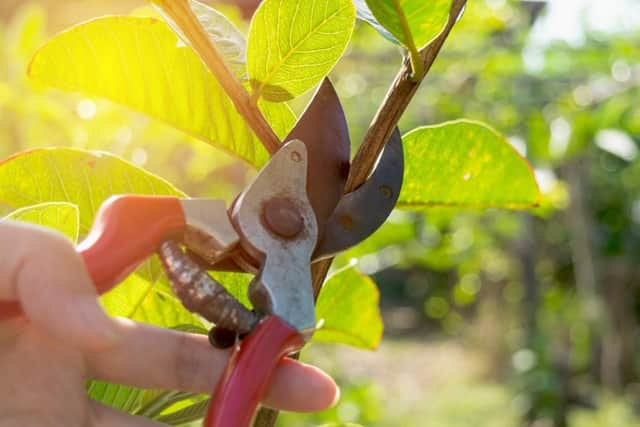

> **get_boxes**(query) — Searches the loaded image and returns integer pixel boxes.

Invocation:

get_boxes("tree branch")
[345,0,466,193]
[152,0,281,154]
[310,0,467,299]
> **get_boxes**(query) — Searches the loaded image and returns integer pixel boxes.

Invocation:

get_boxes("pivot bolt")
[263,198,304,238]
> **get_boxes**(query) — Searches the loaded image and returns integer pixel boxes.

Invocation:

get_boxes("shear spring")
[158,240,259,335]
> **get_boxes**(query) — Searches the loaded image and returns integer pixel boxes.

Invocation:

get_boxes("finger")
[265,358,340,412]
[87,318,339,412]
[91,401,165,427]
[0,221,120,350]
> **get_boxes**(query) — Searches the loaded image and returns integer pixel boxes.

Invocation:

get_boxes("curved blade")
[285,79,350,236]
[313,128,404,261]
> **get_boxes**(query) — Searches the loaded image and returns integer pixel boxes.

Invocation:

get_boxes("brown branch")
[345,0,467,193]
[152,0,281,154]
[311,0,467,297]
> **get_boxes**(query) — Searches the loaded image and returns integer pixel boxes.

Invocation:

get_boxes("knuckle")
[6,221,84,291]
[172,333,203,391]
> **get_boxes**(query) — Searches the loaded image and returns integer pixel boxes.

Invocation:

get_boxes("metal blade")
[285,78,351,236]
[231,140,317,332]
[313,128,404,260]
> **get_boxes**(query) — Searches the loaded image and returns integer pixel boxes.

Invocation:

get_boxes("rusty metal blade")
[313,128,404,260]
[285,78,351,236]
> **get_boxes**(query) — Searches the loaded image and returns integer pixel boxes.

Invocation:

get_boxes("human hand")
[0,221,338,426]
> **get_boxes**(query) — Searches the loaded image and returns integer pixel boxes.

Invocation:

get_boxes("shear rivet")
[263,198,304,238]
[339,215,354,230]
[290,151,302,163]
[379,185,393,199]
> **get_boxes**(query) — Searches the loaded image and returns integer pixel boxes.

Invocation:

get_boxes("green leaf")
[353,0,398,44]
[28,16,295,168]
[87,382,146,414]
[211,271,253,309]
[0,147,182,233]
[136,389,201,418]
[157,0,247,78]
[155,398,210,425]
[365,0,451,49]
[100,272,203,326]
[398,120,540,209]
[314,268,382,349]
[4,202,79,243]
[247,0,356,101]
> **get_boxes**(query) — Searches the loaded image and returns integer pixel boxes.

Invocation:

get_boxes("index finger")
[0,220,120,350]
[87,318,339,412]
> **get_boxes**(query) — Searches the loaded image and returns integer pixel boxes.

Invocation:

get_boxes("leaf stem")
[344,0,467,194]
[392,0,424,81]
[151,0,281,155]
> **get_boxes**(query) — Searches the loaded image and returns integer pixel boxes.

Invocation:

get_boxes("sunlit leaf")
[0,147,181,233]
[314,268,382,349]
[87,382,146,414]
[28,16,295,167]
[352,0,398,44]
[398,120,540,209]
[4,202,79,243]
[365,0,451,49]
[100,273,203,325]
[155,398,210,424]
[211,271,253,309]
[247,0,356,101]
[157,0,247,78]
[136,389,202,419]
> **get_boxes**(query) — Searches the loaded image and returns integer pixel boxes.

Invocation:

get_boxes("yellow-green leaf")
[314,268,382,349]
[365,0,451,49]
[247,0,356,102]
[0,147,182,233]
[4,202,79,243]
[28,16,295,167]
[398,120,540,209]
[157,0,247,78]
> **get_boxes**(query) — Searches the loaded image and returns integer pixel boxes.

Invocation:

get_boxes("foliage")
[247,0,356,101]
[315,267,383,349]
[3,0,634,426]
[398,120,539,209]
[27,15,294,167]
[363,0,450,49]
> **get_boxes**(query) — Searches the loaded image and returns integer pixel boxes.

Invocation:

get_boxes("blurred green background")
[1,1,639,426]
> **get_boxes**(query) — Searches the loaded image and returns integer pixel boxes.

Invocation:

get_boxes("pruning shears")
[0,79,404,426]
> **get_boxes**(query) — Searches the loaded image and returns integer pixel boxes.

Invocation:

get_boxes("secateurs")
[0,79,404,426]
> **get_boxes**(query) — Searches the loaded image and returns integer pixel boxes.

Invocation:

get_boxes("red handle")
[205,315,305,427]
[79,195,185,293]
[0,195,185,319]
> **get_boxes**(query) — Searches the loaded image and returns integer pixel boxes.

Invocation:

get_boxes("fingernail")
[330,385,341,408]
